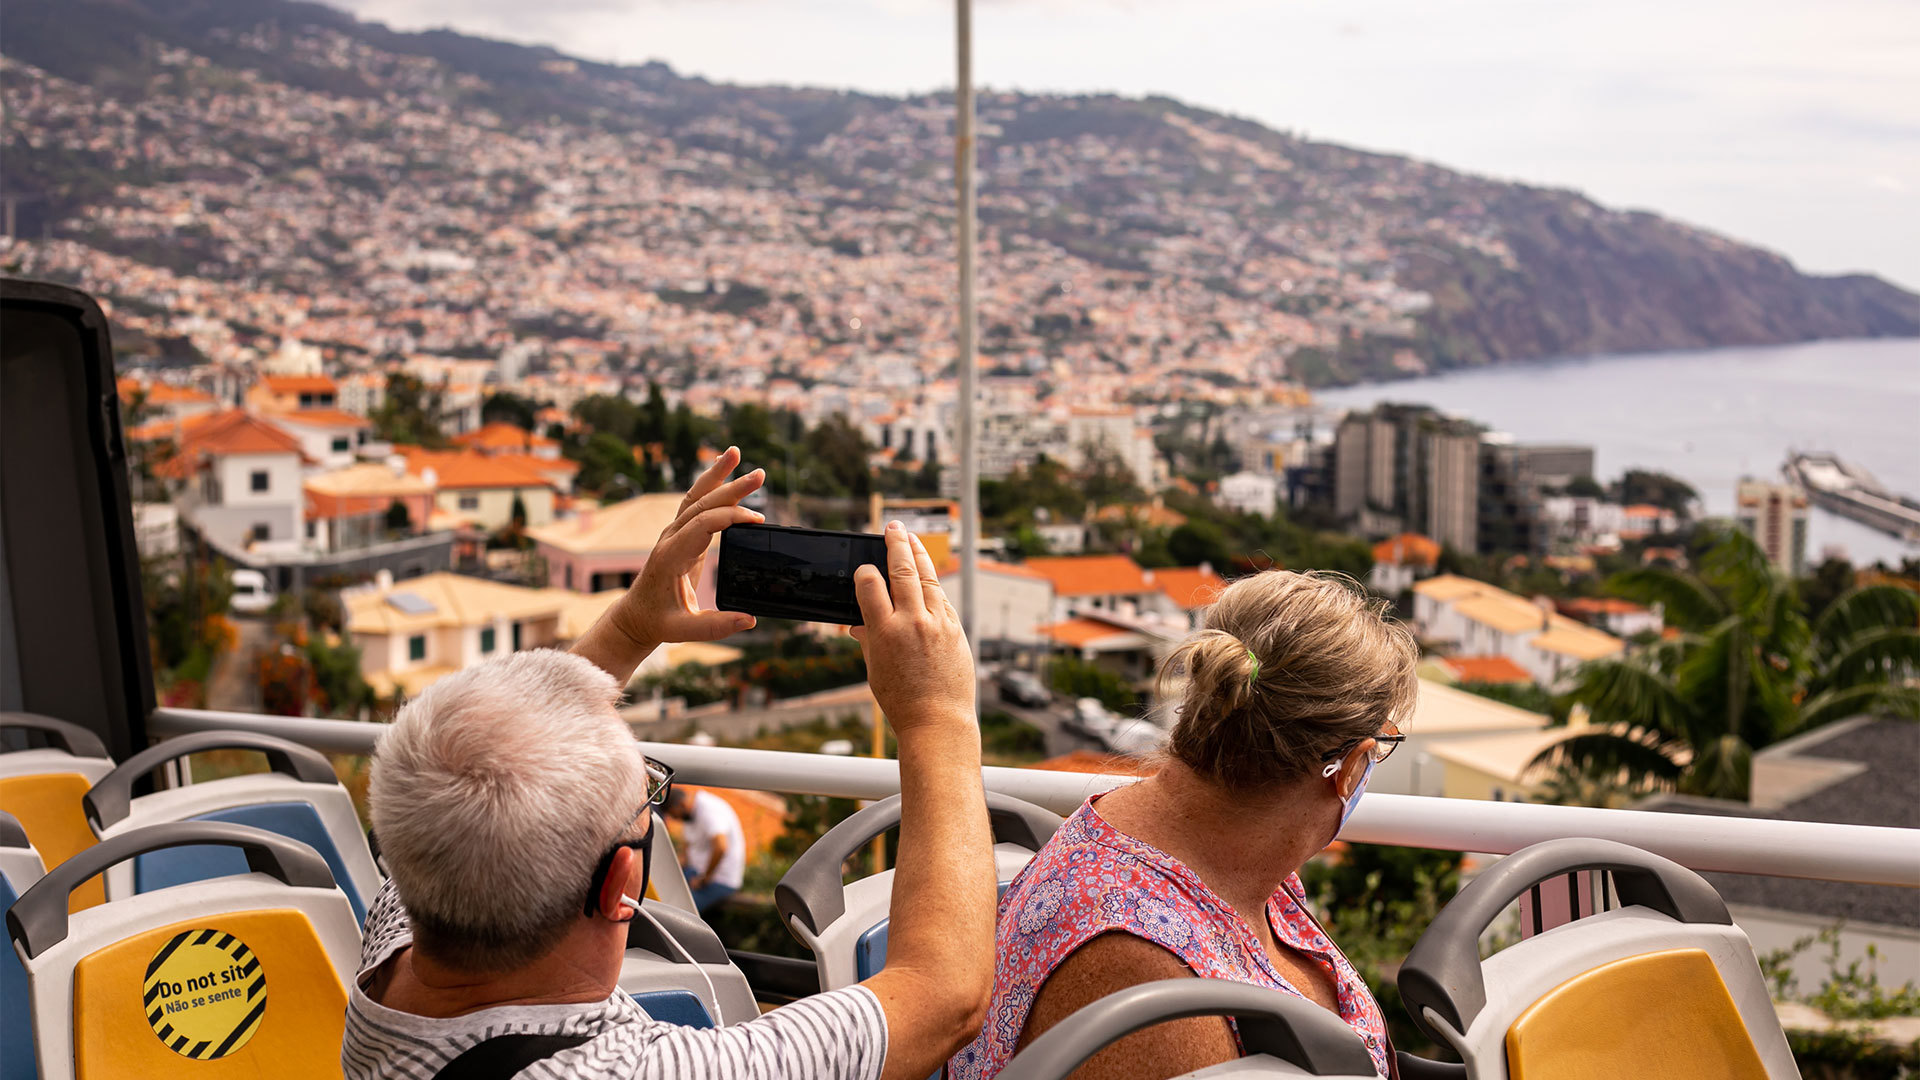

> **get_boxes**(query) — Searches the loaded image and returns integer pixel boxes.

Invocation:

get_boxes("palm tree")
[1534,525,1920,801]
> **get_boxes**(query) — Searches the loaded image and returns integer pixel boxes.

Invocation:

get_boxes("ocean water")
[1314,337,1920,567]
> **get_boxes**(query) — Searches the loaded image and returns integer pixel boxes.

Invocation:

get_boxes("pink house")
[526,493,718,606]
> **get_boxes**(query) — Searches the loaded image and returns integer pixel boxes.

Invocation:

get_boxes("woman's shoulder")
[1002,799,1226,944]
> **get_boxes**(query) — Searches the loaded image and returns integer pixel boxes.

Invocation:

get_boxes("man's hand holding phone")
[851,523,976,735]
[571,446,766,684]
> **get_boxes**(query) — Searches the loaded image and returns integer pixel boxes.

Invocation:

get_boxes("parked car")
[229,568,274,614]
[1065,697,1117,740]
[996,669,1051,708]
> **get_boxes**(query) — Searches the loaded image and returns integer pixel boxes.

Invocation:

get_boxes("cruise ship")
[1786,451,1920,544]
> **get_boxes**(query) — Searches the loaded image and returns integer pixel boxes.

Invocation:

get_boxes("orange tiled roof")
[1038,617,1137,647]
[305,490,399,519]
[1621,504,1667,518]
[118,378,215,406]
[259,375,338,394]
[490,452,578,476]
[455,422,557,453]
[155,410,308,478]
[1155,565,1226,609]
[1372,532,1441,568]
[1020,555,1154,597]
[400,448,555,490]
[271,407,369,429]
[1092,502,1188,529]
[1558,597,1651,617]
[1441,655,1534,685]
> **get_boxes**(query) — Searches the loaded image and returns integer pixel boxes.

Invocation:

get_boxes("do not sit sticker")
[143,928,267,1059]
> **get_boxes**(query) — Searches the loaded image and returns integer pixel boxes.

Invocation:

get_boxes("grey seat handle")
[5,821,337,960]
[774,791,1062,936]
[84,730,339,831]
[1399,837,1731,1041]
[0,810,28,850]
[629,894,732,966]
[0,711,109,760]
[995,979,1379,1080]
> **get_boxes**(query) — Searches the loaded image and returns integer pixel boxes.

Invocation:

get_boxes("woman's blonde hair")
[1157,569,1418,790]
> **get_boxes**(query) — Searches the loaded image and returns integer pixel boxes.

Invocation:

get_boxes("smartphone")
[716,523,889,626]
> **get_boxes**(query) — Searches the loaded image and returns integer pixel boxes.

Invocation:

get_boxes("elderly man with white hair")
[342,448,995,1080]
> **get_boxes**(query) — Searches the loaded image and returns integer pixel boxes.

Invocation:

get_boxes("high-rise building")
[1329,405,1485,553]
[1736,479,1809,575]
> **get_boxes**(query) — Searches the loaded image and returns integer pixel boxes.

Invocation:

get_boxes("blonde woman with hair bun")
[951,570,1419,1080]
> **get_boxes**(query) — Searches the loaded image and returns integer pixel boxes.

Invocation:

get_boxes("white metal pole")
[955,0,980,654]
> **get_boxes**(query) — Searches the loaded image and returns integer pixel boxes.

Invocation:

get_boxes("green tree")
[667,404,703,486]
[573,394,641,439]
[572,431,645,497]
[481,391,541,431]
[803,415,874,497]
[1535,525,1920,800]
[1167,520,1232,569]
[1614,469,1698,517]
[372,373,449,448]
[637,382,669,445]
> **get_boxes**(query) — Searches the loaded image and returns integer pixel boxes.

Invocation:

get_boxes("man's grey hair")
[370,649,647,972]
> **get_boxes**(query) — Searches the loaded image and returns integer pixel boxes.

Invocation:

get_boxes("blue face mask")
[1322,753,1377,838]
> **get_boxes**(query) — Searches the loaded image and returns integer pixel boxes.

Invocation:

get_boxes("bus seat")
[84,732,382,922]
[0,714,116,914]
[6,821,360,1080]
[775,791,1061,991]
[644,811,700,914]
[2,812,47,1080]
[1398,838,1798,1080]
[993,978,1382,1079]
[617,899,759,1028]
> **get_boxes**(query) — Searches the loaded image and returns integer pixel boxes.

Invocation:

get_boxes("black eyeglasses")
[582,755,675,916]
[1325,726,1405,767]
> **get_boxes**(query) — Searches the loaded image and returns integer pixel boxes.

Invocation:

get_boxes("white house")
[1413,574,1624,688]
[1217,471,1280,518]
[155,410,311,550]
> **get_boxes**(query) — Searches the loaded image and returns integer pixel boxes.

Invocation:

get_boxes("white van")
[229,568,273,614]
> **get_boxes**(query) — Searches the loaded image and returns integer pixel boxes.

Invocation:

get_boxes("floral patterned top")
[948,794,1391,1079]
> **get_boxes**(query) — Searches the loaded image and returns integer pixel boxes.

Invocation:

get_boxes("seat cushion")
[70,908,347,1078]
[132,802,367,922]
[630,989,716,1029]
[1506,947,1770,1080]
[0,773,102,912]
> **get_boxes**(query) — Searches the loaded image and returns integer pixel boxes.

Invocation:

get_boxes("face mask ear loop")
[1321,760,1341,779]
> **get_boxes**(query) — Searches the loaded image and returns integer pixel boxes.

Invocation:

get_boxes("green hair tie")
[1246,649,1260,686]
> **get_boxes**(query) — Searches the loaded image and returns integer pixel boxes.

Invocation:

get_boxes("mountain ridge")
[2,0,1913,389]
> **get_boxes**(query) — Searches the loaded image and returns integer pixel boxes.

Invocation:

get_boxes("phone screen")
[717,524,889,625]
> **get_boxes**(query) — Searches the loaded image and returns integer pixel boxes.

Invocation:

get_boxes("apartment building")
[402,449,557,531]
[1735,478,1809,575]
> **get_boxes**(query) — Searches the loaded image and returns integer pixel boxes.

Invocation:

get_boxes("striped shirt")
[342,881,888,1080]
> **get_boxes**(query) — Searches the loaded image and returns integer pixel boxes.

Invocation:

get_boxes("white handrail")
[148,707,1920,889]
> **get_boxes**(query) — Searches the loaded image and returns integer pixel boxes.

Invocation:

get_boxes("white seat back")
[774,792,1062,992]
[85,732,381,921]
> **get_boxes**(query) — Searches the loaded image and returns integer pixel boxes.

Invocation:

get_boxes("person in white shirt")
[343,448,995,1080]
[664,787,746,913]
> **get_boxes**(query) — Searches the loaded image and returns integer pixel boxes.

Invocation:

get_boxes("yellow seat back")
[1506,947,1769,1080]
[70,908,347,1078]
[0,773,104,911]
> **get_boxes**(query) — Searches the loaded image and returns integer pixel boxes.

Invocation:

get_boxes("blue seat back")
[2,871,32,1080]
[854,918,891,982]
[630,989,715,1028]
[855,878,1013,979]
[131,801,368,922]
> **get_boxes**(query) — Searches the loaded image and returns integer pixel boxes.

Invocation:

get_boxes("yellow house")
[344,572,569,697]
[401,449,557,532]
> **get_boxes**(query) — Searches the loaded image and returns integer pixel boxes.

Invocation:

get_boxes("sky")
[335,0,1920,291]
